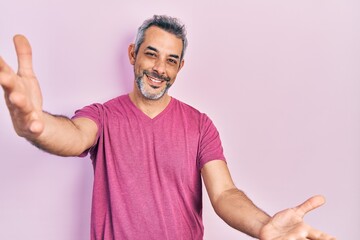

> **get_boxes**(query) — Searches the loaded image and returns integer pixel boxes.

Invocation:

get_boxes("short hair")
[134,15,188,61]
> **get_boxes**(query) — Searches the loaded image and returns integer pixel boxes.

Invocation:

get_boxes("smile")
[145,74,166,88]
[147,75,162,83]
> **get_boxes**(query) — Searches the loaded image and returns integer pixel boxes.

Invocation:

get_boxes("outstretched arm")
[201,160,270,237]
[0,35,97,156]
[201,160,336,239]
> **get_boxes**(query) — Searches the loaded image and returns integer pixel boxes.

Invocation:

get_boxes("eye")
[145,52,156,57]
[167,58,178,65]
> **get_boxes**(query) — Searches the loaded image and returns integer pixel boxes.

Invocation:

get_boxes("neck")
[129,90,171,119]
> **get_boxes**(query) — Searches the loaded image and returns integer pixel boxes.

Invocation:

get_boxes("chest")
[100,114,201,183]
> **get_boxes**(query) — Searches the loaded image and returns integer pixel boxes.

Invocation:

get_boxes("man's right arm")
[30,113,98,156]
[0,35,97,156]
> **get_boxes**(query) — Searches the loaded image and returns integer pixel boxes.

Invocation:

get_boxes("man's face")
[129,26,184,100]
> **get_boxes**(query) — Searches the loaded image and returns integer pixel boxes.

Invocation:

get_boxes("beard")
[135,70,172,100]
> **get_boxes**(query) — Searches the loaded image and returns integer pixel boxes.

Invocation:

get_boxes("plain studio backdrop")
[0,0,359,239]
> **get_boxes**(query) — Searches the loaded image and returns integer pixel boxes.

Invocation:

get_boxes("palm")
[0,35,44,137]
[260,207,310,239]
[259,196,335,240]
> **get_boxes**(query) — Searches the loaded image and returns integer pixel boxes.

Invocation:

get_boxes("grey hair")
[134,15,188,61]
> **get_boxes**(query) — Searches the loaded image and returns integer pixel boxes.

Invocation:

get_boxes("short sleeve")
[71,103,104,158]
[197,114,226,169]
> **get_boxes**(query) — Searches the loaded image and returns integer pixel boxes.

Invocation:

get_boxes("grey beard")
[136,75,172,100]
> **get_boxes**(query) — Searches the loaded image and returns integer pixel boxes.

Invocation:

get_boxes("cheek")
[134,62,145,75]
[168,69,179,80]
[134,57,146,69]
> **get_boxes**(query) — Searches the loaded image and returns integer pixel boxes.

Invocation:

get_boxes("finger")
[8,91,28,109]
[0,56,10,72]
[29,119,44,134]
[0,56,15,75]
[13,34,34,75]
[294,195,326,217]
[307,227,337,240]
[0,58,16,91]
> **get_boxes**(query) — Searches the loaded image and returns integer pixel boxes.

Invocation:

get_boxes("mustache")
[143,70,171,82]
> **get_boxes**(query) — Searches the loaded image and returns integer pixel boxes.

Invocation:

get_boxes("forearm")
[25,112,90,156]
[213,188,270,238]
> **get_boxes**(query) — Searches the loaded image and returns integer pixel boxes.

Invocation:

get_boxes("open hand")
[259,195,336,240]
[0,35,44,138]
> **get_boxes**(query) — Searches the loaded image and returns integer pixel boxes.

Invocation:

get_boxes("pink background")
[0,1,359,239]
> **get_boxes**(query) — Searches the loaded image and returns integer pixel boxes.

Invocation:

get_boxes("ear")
[128,44,136,65]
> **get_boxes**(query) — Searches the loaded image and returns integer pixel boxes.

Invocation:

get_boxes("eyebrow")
[169,54,180,59]
[146,45,180,59]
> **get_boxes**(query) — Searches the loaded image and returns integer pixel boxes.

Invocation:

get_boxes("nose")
[152,58,166,76]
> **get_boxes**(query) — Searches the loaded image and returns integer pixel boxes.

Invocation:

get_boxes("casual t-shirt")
[73,94,226,240]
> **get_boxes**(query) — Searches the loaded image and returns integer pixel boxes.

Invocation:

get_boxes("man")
[0,15,335,239]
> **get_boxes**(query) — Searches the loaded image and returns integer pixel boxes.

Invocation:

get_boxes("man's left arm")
[201,160,270,237]
[201,160,336,239]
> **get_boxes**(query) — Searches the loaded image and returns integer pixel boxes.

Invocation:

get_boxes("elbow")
[212,187,240,218]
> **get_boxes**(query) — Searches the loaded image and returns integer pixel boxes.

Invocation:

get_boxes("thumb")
[13,34,34,75]
[294,195,326,218]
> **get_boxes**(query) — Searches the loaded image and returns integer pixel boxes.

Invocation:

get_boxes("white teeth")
[148,75,161,83]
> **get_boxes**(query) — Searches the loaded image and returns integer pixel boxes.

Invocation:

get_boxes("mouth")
[144,72,168,89]
[146,74,163,84]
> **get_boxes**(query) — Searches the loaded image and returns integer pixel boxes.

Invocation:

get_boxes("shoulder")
[73,94,128,118]
[100,94,132,113]
[103,94,127,107]
[171,98,214,126]
[172,97,204,116]
[175,97,214,117]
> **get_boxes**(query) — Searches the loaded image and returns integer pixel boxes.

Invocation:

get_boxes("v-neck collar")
[124,94,175,123]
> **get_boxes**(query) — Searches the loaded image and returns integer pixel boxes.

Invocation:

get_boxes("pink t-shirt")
[73,95,226,240]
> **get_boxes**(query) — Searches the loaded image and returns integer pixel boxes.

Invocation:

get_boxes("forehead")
[140,26,183,56]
